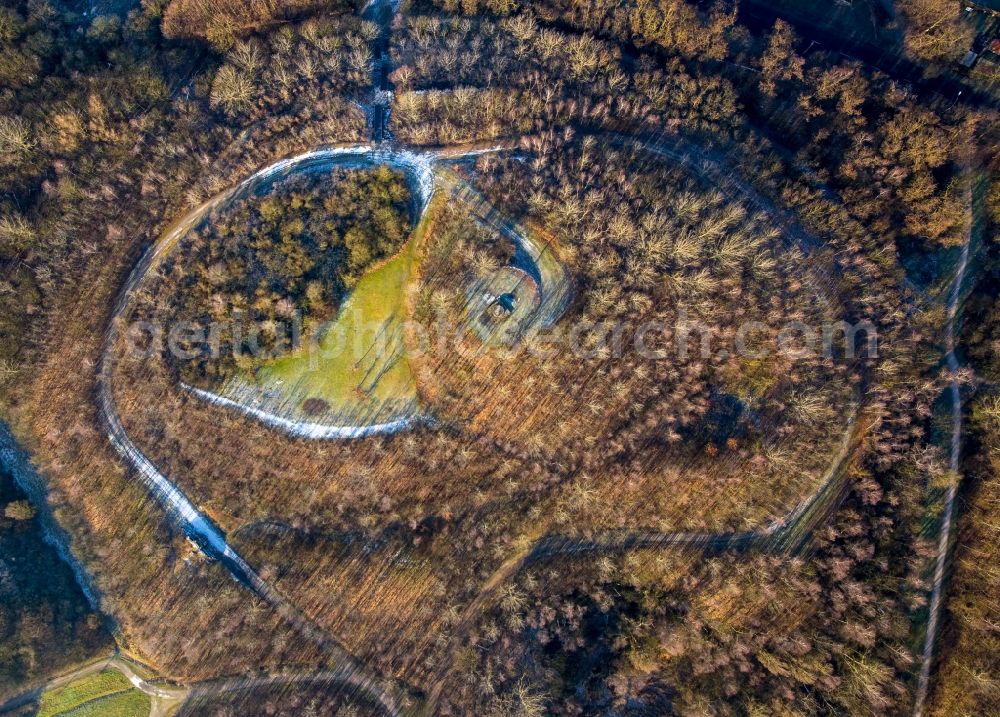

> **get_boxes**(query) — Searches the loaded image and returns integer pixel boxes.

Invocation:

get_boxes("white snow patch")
[184,384,419,439]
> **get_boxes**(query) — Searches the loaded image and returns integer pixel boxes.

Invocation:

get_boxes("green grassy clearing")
[228,201,439,422]
[36,670,146,717]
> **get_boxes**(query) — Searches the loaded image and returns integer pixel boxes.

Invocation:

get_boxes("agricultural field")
[35,670,148,717]
[1,0,998,716]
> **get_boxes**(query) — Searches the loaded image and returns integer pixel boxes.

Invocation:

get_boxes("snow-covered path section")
[98,388,233,560]
[183,384,420,439]
[97,145,441,562]
[98,138,564,569]
[131,142,560,441]
[97,148,414,709]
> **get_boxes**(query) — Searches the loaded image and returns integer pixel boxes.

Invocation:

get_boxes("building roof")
[966,0,1000,14]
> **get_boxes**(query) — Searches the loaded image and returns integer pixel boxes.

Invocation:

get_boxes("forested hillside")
[0,0,996,714]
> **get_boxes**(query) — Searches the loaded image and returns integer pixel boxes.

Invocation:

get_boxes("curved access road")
[97,146,453,717]
[97,140,573,715]
[104,124,864,716]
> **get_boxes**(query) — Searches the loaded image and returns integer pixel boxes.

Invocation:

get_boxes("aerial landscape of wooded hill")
[0,0,998,715]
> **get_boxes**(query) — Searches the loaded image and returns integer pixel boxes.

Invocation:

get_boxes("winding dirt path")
[96,142,569,716]
[98,117,869,716]
[420,402,864,715]
[96,148,444,717]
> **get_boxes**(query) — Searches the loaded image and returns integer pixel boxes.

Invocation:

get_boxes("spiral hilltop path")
[96,111,884,712]
[97,0,863,699]
[97,121,575,714]
[0,0,983,710]
[97,0,574,674]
